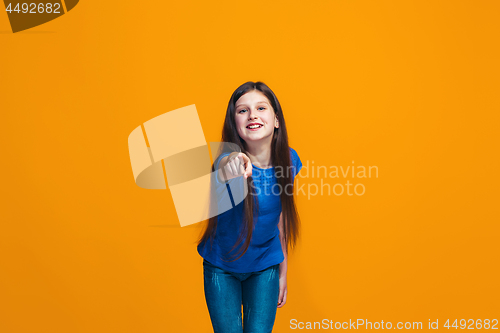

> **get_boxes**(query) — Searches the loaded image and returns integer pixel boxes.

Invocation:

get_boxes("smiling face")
[234,90,279,145]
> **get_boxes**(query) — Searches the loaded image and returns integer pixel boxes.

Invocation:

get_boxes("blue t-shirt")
[197,147,303,273]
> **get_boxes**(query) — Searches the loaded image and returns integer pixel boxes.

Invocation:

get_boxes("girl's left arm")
[277,212,288,308]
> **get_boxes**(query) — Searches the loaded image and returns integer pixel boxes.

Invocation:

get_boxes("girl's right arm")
[218,152,253,182]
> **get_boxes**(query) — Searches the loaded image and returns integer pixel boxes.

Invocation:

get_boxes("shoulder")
[289,147,301,165]
[289,147,299,159]
[288,147,303,176]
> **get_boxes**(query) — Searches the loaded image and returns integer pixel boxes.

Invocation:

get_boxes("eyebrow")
[235,101,270,108]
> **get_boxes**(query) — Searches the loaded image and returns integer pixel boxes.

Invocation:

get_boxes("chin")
[246,134,273,142]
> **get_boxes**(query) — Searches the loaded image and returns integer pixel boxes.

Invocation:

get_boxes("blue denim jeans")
[203,259,280,333]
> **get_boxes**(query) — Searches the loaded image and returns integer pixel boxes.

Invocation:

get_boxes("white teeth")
[248,124,262,129]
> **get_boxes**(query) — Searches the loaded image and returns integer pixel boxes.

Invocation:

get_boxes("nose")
[247,107,258,120]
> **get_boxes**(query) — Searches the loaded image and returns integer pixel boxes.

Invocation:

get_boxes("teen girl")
[197,81,302,333]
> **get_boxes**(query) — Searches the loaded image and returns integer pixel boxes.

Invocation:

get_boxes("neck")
[244,137,273,169]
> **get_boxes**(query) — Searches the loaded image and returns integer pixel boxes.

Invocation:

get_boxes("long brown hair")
[197,81,300,262]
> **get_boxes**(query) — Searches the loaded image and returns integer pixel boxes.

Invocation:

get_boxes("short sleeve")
[214,152,231,185]
[290,147,302,178]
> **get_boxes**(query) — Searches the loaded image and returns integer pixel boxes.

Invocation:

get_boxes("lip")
[246,122,263,131]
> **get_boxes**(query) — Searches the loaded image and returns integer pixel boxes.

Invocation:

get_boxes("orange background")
[1,1,499,332]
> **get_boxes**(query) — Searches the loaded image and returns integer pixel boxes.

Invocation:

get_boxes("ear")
[275,116,279,128]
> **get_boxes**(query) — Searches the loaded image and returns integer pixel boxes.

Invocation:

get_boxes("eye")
[238,108,247,113]
[258,107,266,111]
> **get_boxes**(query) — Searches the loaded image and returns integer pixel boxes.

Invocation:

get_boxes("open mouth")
[246,124,263,129]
